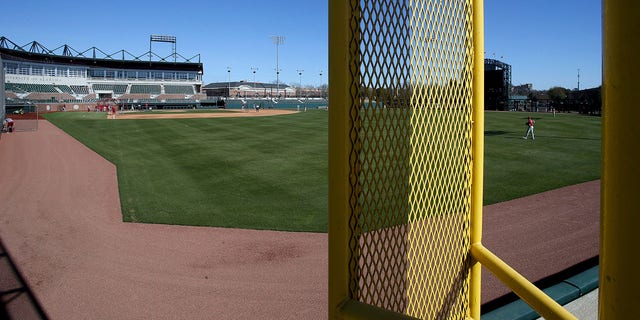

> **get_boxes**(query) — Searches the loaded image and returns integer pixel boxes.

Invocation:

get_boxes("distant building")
[203,81,296,99]
[511,83,533,96]
[484,59,511,110]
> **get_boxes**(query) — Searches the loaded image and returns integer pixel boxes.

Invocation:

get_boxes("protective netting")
[346,0,474,319]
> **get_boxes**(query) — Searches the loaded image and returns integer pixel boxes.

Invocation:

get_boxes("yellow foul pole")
[469,0,485,318]
[328,0,354,317]
[600,0,640,318]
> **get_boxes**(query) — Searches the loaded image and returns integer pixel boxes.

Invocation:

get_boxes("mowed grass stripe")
[45,111,328,232]
[44,110,600,232]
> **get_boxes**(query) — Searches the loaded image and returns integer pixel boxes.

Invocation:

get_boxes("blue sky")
[485,0,601,90]
[1,0,600,90]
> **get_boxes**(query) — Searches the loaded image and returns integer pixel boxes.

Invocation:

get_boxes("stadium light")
[251,67,258,94]
[227,67,231,98]
[150,34,176,62]
[271,36,285,99]
[297,69,304,97]
[319,70,324,97]
[151,35,176,43]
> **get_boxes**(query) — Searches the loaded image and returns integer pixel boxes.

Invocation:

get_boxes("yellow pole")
[600,0,640,318]
[328,0,354,317]
[469,0,485,318]
[471,244,578,320]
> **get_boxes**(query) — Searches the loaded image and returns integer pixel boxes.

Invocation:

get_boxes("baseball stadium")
[0,1,638,320]
[0,34,326,120]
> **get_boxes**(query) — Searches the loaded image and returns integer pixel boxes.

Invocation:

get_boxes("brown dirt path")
[482,180,600,306]
[0,120,599,318]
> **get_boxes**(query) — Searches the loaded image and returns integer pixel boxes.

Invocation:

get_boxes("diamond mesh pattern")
[346,0,474,319]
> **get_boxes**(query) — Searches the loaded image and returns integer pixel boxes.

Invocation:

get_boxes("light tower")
[227,67,231,98]
[319,70,324,98]
[251,67,258,97]
[271,35,285,98]
[577,68,580,91]
[150,34,176,62]
[297,69,304,97]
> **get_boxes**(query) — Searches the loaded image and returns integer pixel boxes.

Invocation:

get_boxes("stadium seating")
[5,83,57,93]
[25,93,75,101]
[32,84,57,93]
[130,84,161,94]
[55,85,74,94]
[1,38,203,112]
[192,93,207,100]
[92,83,110,91]
[82,94,98,101]
[5,92,19,99]
[5,83,26,93]
[70,85,90,94]
[92,84,128,94]
[164,85,195,94]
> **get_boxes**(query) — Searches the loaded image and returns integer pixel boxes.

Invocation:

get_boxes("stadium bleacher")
[5,83,26,93]
[5,91,19,99]
[31,84,57,93]
[164,85,195,95]
[55,85,74,94]
[24,92,75,101]
[82,94,98,101]
[130,84,161,94]
[70,85,89,94]
[92,84,128,94]
[6,83,58,93]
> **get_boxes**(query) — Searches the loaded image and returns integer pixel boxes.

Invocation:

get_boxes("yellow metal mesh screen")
[346,0,474,319]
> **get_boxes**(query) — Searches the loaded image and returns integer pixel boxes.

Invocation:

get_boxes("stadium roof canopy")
[0,36,203,73]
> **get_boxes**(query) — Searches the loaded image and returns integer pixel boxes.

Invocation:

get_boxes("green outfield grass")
[483,111,601,204]
[43,110,600,232]
[44,111,328,232]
